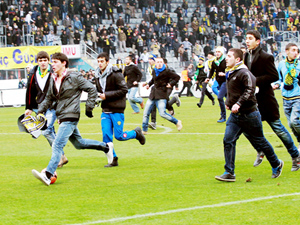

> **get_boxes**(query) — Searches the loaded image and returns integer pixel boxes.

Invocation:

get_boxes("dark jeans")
[198,82,214,105]
[256,119,299,158]
[218,82,227,119]
[179,81,192,97]
[224,110,280,174]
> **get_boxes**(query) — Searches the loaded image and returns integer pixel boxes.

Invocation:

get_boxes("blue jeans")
[267,119,299,158]
[142,7,148,16]
[101,112,137,157]
[125,14,130,23]
[97,47,103,53]
[33,108,56,147]
[217,82,227,119]
[208,39,215,50]
[283,98,300,143]
[46,121,107,174]
[224,111,280,174]
[128,87,143,113]
[142,99,178,132]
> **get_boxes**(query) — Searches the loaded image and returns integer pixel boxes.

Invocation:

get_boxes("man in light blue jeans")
[25,51,68,167]
[32,52,113,186]
[142,57,182,134]
[274,43,300,171]
[128,87,143,113]
[123,55,144,114]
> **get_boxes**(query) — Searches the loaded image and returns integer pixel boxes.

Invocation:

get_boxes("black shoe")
[212,99,215,105]
[134,127,146,145]
[197,103,202,108]
[104,157,118,167]
[215,172,236,182]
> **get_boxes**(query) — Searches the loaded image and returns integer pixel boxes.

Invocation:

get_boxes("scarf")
[197,63,204,69]
[154,64,166,77]
[284,58,298,90]
[203,17,210,27]
[214,54,225,66]
[38,65,50,78]
[106,38,109,45]
[225,61,248,79]
[98,64,112,92]
[167,17,171,24]
[199,26,206,33]
[21,114,47,139]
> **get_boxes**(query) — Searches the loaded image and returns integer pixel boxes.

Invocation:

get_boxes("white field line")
[68,192,300,225]
[1,132,281,135]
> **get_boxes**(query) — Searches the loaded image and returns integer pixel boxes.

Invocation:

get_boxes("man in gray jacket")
[32,52,113,186]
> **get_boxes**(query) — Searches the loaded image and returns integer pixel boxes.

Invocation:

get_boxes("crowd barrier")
[0,80,197,107]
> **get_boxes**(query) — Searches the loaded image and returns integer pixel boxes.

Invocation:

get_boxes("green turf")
[1,91,300,225]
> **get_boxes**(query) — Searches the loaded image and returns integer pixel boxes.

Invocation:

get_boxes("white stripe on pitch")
[0,132,279,135]
[68,192,300,225]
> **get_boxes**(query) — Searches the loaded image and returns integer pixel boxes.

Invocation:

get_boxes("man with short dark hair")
[274,43,300,171]
[25,51,68,168]
[245,30,300,169]
[32,52,114,186]
[94,53,146,167]
[124,55,144,114]
[215,48,283,182]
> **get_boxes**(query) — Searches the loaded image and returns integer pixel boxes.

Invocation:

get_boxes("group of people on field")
[26,29,300,186]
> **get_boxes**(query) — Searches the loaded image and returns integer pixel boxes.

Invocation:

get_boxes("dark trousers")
[179,81,192,97]
[107,12,114,23]
[224,110,280,174]
[198,82,215,105]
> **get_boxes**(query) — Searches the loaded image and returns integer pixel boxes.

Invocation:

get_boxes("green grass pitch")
[1,91,300,225]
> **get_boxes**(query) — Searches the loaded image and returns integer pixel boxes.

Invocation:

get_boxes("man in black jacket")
[94,53,145,167]
[244,30,299,169]
[206,46,227,123]
[124,55,144,114]
[25,51,68,168]
[215,48,283,182]
[142,57,182,134]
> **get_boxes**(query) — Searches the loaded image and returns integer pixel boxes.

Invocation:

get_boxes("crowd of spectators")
[0,0,299,64]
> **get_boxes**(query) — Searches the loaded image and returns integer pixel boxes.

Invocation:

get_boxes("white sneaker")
[32,169,51,186]
[176,120,182,131]
[106,142,114,164]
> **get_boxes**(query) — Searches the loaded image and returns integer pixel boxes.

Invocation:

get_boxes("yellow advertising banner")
[0,46,61,70]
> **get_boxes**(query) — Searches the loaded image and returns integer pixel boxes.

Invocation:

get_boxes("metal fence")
[268,31,299,43]
[0,35,6,47]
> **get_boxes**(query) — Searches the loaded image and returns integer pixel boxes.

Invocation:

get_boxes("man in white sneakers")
[32,52,113,186]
